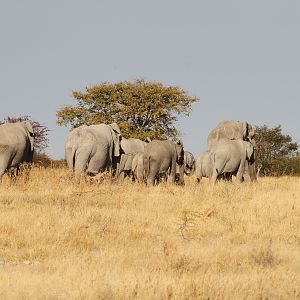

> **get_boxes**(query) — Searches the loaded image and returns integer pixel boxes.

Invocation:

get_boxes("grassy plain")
[0,167,299,299]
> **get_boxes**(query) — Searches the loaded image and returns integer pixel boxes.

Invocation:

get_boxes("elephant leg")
[210,168,218,184]
[147,176,155,186]
[236,162,245,183]
[0,155,10,184]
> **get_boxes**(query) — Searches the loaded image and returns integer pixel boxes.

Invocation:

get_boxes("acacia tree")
[255,125,299,176]
[56,79,199,140]
[0,116,50,152]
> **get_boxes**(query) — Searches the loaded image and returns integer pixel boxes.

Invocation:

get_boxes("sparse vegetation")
[0,168,299,299]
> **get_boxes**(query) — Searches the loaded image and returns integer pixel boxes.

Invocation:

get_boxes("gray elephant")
[175,151,195,183]
[143,140,184,186]
[207,120,256,181]
[195,151,213,182]
[65,123,122,178]
[116,137,148,179]
[117,153,134,180]
[132,152,144,182]
[0,121,34,182]
[210,139,255,184]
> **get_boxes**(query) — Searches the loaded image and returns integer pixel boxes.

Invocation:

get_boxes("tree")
[56,79,199,140]
[255,125,299,176]
[0,116,50,153]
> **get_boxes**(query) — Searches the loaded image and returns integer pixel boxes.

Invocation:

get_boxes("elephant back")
[208,120,254,149]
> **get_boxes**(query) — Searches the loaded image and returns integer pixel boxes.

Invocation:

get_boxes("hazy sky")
[0,0,299,158]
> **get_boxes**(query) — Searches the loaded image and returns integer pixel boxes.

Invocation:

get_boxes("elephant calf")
[132,152,144,182]
[195,151,213,183]
[143,139,184,186]
[116,153,134,180]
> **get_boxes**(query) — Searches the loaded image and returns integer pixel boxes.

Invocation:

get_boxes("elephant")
[116,153,134,180]
[132,152,144,182]
[0,121,34,182]
[65,123,122,178]
[207,120,257,181]
[143,139,184,186]
[116,137,148,179]
[195,151,213,182]
[210,139,255,184]
[175,151,195,183]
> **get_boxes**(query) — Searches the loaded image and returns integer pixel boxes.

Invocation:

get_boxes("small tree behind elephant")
[210,139,255,184]
[207,120,257,181]
[65,123,122,179]
[143,140,184,186]
[0,121,34,182]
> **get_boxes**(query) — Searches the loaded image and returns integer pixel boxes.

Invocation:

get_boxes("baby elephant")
[131,152,144,182]
[143,140,184,186]
[210,139,255,184]
[195,151,213,182]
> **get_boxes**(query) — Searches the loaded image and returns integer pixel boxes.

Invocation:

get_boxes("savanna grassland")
[0,168,299,299]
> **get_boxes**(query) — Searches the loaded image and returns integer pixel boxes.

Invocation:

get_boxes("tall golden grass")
[0,167,299,299]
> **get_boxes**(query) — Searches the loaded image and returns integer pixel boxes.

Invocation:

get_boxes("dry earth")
[0,167,299,299]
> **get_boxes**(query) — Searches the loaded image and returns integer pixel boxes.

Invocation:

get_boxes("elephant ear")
[242,122,249,140]
[109,123,122,157]
[174,139,184,165]
[109,123,121,134]
[22,121,34,152]
[245,142,254,160]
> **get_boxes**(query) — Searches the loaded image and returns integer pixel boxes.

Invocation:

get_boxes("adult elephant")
[195,151,213,183]
[207,120,256,181]
[143,140,184,186]
[210,139,255,184]
[65,123,122,178]
[0,121,34,182]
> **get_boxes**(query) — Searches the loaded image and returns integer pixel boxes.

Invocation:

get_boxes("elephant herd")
[0,120,257,185]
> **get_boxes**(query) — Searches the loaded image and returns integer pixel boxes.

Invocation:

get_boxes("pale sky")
[0,0,299,159]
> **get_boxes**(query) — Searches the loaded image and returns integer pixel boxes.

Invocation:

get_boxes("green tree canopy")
[255,125,299,176]
[56,79,199,140]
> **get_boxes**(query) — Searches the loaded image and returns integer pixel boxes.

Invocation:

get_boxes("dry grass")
[0,167,299,299]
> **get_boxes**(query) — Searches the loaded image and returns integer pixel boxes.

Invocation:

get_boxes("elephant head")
[22,121,34,152]
[109,123,122,157]
[242,122,256,145]
[184,151,195,176]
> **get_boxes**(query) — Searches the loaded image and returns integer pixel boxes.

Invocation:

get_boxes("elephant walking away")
[143,140,184,186]
[207,120,257,181]
[195,151,213,183]
[210,139,255,184]
[65,123,122,179]
[0,122,34,182]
